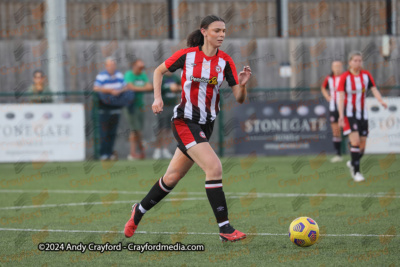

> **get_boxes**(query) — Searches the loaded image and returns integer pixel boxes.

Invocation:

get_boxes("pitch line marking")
[0,228,397,238]
[0,189,398,198]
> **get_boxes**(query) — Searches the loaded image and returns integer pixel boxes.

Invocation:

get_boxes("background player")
[338,51,387,182]
[321,61,344,162]
[124,15,252,242]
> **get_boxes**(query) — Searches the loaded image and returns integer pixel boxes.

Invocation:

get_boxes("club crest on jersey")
[215,65,222,73]
[190,75,218,85]
[199,131,206,138]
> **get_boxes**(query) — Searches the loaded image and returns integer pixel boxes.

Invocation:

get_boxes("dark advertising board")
[233,99,334,155]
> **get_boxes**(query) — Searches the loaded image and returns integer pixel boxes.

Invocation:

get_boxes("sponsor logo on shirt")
[190,75,218,85]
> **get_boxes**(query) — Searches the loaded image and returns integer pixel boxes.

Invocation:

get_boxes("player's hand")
[238,66,252,86]
[338,116,344,128]
[152,97,164,114]
[325,96,331,102]
[380,101,388,109]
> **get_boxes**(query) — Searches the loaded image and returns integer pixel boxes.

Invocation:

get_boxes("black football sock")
[205,180,233,234]
[333,137,342,156]
[134,176,174,224]
[350,146,360,174]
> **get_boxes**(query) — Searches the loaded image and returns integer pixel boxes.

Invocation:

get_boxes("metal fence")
[1,86,399,160]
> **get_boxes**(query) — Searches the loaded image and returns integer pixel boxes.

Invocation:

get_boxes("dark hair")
[187,15,225,47]
[131,59,143,68]
[33,69,45,77]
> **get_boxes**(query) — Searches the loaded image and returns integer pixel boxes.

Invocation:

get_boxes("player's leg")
[124,148,194,237]
[187,142,246,242]
[330,121,342,162]
[348,131,365,181]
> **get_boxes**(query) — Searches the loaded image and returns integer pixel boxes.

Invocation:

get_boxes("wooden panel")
[0,0,46,40]
[66,1,168,40]
[288,0,387,37]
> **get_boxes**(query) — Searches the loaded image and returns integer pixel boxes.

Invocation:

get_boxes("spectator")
[152,71,181,159]
[27,70,53,103]
[124,59,153,160]
[93,57,125,161]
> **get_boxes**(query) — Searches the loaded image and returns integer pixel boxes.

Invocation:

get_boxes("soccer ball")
[288,217,319,247]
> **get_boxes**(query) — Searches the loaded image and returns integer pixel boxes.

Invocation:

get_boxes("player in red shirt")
[321,61,344,163]
[337,51,387,182]
[124,15,252,242]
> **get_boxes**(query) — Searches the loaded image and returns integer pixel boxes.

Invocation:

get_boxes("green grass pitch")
[0,154,399,266]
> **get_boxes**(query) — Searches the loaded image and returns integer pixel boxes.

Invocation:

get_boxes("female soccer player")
[321,61,344,163]
[337,51,387,182]
[124,15,252,242]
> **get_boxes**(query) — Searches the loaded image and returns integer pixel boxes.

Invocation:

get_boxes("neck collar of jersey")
[198,45,219,57]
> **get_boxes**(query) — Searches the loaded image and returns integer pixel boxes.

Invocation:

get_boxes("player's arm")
[370,86,388,109]
[337,74,346,128]
[231,66,252,104]
[152,62,169,114]
[321,77,330,102]
[337,91,345,127]
[366,71,387,108]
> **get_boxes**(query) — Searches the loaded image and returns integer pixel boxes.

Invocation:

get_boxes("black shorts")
[329,110,339,123]
[171,118,214,161]
[343,116,369,137]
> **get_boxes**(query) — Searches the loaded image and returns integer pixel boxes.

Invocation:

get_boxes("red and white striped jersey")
[165,45,239,124]
[338,70,376,120]
[322,75,341,112]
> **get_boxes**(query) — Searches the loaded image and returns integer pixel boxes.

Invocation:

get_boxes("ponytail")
[187,29,204,47]
[186,15,225,48]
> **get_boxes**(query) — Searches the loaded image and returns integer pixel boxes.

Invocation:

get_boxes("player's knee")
[163,170,186,187]
[333,129,341,137]
[350,141,360,147]
[205,162,222,179]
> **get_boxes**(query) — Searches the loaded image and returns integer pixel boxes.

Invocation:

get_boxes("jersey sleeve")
[322,76,329,89]
[337,73,347,92]
[165,49,187,72]
[365,70,376,88]
[224,55,239,87]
